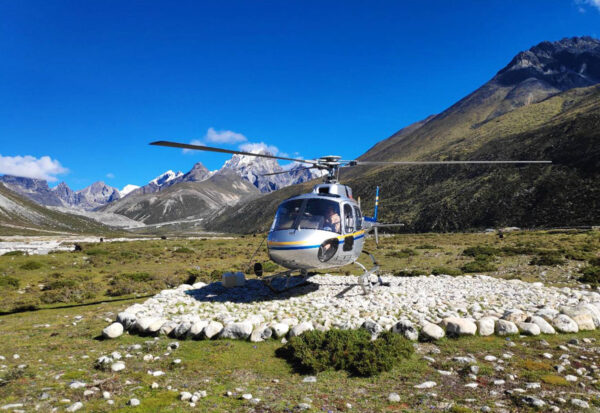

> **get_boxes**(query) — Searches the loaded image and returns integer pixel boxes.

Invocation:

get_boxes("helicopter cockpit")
[272,198,345,234]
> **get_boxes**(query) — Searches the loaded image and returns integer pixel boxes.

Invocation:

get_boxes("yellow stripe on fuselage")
[267,230,365,246]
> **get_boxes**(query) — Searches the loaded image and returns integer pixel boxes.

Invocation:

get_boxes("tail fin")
[373,186,379,221]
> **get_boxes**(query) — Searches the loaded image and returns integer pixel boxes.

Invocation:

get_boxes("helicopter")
[151,140,551,293]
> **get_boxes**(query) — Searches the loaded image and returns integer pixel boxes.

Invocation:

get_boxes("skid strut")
[261,269,311,294]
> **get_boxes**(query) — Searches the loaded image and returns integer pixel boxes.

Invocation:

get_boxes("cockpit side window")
[353,206,362,230]
[302,199,341,233]
[272,199,304,231]
[343,204,354,233]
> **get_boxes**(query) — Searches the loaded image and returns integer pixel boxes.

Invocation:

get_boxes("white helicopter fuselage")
[267,183,368,270]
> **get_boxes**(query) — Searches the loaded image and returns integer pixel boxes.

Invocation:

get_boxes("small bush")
[40,282,98,304]
[174,247,194,254]
[20,261,43,270]
[461,259,497,273]
[499,245,539,256]
[0,276,19,289]
[530,252,565,266]
[276,329,413,377]
[415,244,438,249]
[41,278,77,290]
[261,261,279,272]
[122,272,153,282]
[386,248,417,258]
[579,266,600,284]
[119,251,139,259]
[2,250,26,257]
[431,266,463,276]
[462,246,498,258]
[85,248,109,256]
[541,375,569,386]
[589,257,600,267]
[392,269,427,277]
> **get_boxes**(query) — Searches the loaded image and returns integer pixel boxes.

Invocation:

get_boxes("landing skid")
[261,269,312,294]
[335,250,389,297]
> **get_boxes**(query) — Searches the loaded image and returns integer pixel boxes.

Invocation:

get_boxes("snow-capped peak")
[150,170,183,186]
[120,184,140,196]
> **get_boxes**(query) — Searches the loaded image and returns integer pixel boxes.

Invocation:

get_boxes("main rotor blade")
[354,160,552,165]
[150,140,317,165]
[261,167,316,177]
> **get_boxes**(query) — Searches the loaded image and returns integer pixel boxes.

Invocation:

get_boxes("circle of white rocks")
[103,274,600,342]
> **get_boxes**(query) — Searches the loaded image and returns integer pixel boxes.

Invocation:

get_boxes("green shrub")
[386,248,417,258]
[20,261,43,270]
[85,248,109,256]
[0,276,19,289]
[122,272,153,282]
[461,259,497,273]
[392,269,427,277]
[530,252,565,266]
[431,266,463,276]
[261,261,279,272]
[589,257,600,267]
[462,246,498,258]
[415,244,438,249]
[119,251,139,259]
[579,266,600,284]
[276,329,413,377]
[174,247,194,254]
[499,245,539,256]
[2,250,26,257]
[40,282,98,304]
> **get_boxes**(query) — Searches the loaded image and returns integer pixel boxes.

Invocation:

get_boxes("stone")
[128,398,140,406]
[388,393,401,402]
[188,321,209,339]
[102,323,124,339]
[302,376,317,383]
[111,362,125,372]
[220,321,253,340]
[484,355,497,362]
[361,320,383,337]
[414,381,436,389]
[561,304,600,329]
[241,394,253,400]
[476,317,495,336]
[517,322,540,336]
[565,375,577,382]
[271,323,290,338]
[159,321,178,336]
[289,322,314,338]
[203,321,224,339]
[172,322,192,338]
[117,312,137,330]
[495,320,519,336]
[502,309,528,324]
[250,325,272,343]
[534,308,559,322]
[552,315,579,333]
[69,381,86,389]
[443,317,477,337]
[180,392,192,401]
[66,402,84,412]
[570,398,590,409]
[522,396,545,408]
[526,316,556,334]
[392,320,419,341]
[420,323,445,341]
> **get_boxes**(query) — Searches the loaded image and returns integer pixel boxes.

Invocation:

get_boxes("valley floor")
[0,230,599,411]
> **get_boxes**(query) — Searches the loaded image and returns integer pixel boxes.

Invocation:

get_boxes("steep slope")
[101,169,260,224]
[0,183,115,234]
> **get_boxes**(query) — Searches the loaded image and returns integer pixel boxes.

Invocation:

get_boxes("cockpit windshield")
[299,199,341,233]
[271,198,342,233]
[272,199,303,231]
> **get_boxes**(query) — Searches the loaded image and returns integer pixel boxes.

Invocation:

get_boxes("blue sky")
[1,1,599,190]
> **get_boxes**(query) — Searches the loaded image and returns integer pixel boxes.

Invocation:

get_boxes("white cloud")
[106,172,115,179]
[576,0,600,11]
[0,154,68,182]
[205,127,247,144]
[239,142,282,156]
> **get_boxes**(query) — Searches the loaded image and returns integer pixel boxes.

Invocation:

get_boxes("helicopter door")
[342,204,355,251]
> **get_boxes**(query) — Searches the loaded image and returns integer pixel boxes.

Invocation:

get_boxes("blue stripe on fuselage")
[268,234,364,250]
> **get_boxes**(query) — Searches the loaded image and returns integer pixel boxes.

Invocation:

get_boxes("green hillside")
[205,84,600,233]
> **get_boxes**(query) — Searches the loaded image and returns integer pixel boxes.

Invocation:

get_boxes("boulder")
[534,308,559,322]
[271,323,290,338]
[517,322,541,336]
[476,317,496,336]
[420,323,445,341]
[117,312,137,331]
[552,314,579,333]
[250,325,272,342]
[220,321,253,340]
[188,321,209,339]
[442,317,477,337]
[172,322,192,338]
[203,321,223,339]
[495,319,519,336]
[502,309,528,324]
[392,320,419,341]
[102,323,124,339]
[560,305,596,331]
[361,320,383,338]
[289,322,314,338]
[147,318,165,335]
[159,321,178,336]
[526,316,556,334]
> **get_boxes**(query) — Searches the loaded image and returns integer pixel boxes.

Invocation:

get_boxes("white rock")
[66,402,83,412]
[527,316,556,334]
[414,381,436,389]
[552,315,579,333]
[128,398,140,406]
[388,393,401,402]
[420,323,445,341]
[69,381,86,389]
[203,321,224,339]
[476,317,495,336]
[271,323,290,338]
[443,317,477,336]
[180,392,192,401]
[392,320,419,341]
[517,322,540,336]
[102,323,124,339]
[289,322,314,338]
[495,319,519,336]
[220,321,253,340]
[188,321,209,339]
[111,362,125,372]
[570,398,590,409]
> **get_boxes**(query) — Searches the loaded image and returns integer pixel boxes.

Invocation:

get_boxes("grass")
[0,230,599,410]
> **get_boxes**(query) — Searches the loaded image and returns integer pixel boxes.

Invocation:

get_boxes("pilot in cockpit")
[323,205,341,233]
